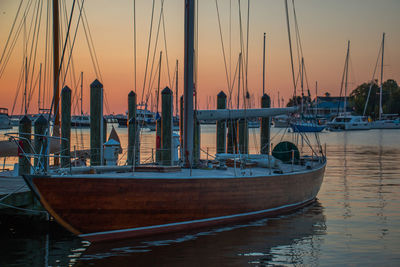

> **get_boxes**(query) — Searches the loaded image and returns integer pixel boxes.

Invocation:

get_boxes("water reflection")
[73,202,326,266]
[0,220,88,267]
[2,128,400,266]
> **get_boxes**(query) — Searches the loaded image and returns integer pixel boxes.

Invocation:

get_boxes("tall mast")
[379,32,385,120]
[262,33,266,95]
[237,53,242,109]
[24,57,27,115]
[344,40,350,115]
[80,71,83,115]
[156,51,162,112]
[52,0,60,136]
[38,63,42,113]
[175,60,179,117]
[183,0,195,167]
[301,57,304,113]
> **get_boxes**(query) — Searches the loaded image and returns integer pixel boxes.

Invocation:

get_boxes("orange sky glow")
[0,0,399,115]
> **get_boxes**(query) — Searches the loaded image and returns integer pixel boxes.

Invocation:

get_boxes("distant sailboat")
[370,33,400,129]
[327,41,370,131]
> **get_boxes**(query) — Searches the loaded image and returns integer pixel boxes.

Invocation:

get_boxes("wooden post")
[227,120,238,154]
[61,86,71,168]
[18,116,31,175]
[34,115,48,172]
[216,91,226,154]
[260,93,271,154]
[161,87,173,165]
[90,79,103,166]
[127,91,136,166]
[238,119,248,154]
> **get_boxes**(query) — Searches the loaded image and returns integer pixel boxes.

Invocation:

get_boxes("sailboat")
[370,33,400,129]
[23,0,326,242]
[290,59,326,133]
[327,41,370,131]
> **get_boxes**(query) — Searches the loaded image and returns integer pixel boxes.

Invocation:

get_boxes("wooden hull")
[24,164,325,242]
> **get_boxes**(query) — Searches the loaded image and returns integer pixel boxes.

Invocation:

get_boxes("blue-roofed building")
[311,96,352,118]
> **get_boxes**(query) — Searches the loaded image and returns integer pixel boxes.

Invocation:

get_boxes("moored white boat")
[327,115,370,131]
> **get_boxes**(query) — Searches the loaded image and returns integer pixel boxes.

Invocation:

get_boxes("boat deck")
[53,160,325,179]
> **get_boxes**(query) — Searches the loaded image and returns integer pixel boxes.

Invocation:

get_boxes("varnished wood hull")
[24,163,325,242]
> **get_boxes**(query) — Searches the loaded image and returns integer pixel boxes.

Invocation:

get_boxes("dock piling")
[61,86,71,168]
[18,116,32,175]
[216,91,226,154]
[34,115,48,172]
[238,119,249,154]
[90,79,103,166]
[161,87,173,165]
[127,91,136,166]
[260,94,271,154]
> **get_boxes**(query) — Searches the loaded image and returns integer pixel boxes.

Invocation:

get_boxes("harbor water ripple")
[0,126,399,266]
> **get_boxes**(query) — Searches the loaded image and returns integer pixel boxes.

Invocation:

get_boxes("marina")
[0,0,399,266]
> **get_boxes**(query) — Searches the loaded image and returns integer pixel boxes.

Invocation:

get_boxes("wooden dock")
[0,173,47,219]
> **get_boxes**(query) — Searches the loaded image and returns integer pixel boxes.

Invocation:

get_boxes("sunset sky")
[0,0,399,115]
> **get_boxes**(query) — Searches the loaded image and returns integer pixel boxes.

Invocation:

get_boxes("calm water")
[1,126,400,266]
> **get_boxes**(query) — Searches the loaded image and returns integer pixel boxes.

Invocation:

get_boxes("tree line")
[349,79,400,119]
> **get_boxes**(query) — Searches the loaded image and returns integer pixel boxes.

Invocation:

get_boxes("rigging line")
[363,41,382,116]
[61,0,78,89]
[42,1,51,110]
[133,0,136,91]
[228,54,240,109]
[0,0,24,67]
[79,2,110,114]
[337,42,348,115]
[245,0,250,99]
[145,0,165,107]
[81,4,102,81]
[80,6,98,78]
[47,0,77,125]
[284,0,297,99]
[161,10,172,89]
[292,0,303,72]
[11,61,26,115]
[0,0,33,80]
[24,0,40,102]
[140,0,156,106]
[237,0,244,109]
[215,0,231,93]
[27,0,44,111]
[61,0,84,89]
[229,0,232,91]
